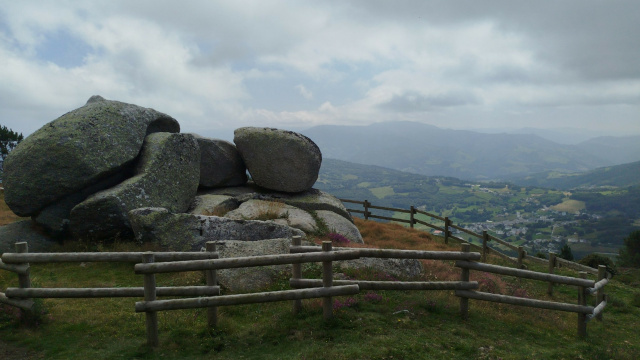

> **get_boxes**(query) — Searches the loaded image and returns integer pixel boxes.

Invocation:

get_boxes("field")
[1,194,640,359]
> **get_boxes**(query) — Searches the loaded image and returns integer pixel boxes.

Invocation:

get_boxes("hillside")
[508,160,640,189]
[317,158,640,259]
[302,121,640,181]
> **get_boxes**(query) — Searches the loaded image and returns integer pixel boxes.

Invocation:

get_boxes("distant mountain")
[507,160,640,190]
[575,136,640,165]
[302,121,632,181]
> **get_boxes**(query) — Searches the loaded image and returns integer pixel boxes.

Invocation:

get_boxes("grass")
[1,197,640,359]
[369,186,395,199]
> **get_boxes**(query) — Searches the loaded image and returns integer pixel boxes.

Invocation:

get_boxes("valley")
[317,159,640,260]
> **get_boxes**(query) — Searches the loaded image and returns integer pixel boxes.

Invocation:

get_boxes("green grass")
[1,220,640,359]
[370,186,395,199]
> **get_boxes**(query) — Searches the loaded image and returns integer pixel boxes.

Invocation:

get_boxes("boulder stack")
[1,96,363,252]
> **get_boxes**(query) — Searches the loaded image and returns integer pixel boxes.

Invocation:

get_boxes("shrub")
[578,253,618,276]
[328,232,350,244]
[559,243,574,261]
[618,230,640,267]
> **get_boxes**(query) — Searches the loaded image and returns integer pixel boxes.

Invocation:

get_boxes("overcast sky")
[1,0,639,139]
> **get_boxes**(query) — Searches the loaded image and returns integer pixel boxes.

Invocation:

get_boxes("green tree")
[559,243,574,261]
[618,230,640,267]
[0,124,24,174]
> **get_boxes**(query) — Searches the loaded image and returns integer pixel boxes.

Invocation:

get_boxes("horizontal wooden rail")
[348,209,367,215]
[0,292,34,310]
[525,255,549,265]
[5,286,220,298]
[588,278,609,295]
[339,199,365,205]
[586,299,607,322]
[414,209,445,221]
[135,250,361,274]
[1,252,219,264]
[486,246,518,264]
[367,204,412,214]
[0,259,29,274]
[357,249,481,261]
[290,278,479,291]
[135,285,360,312]
[555,257,598,275]
[289,246,481,261]
[414,219,444,232]
[455,290,594,314]
[488,235,519,251]
[449,224,482,239]
[455,261,595,287]
[367,214,412,224]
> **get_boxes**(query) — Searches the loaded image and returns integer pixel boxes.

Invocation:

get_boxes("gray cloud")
[380,91,479,112]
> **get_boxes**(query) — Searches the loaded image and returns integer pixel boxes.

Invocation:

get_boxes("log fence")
[0,234,610,346]
[340,198,598,275]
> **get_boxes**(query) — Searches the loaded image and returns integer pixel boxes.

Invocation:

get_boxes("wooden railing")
[340,198,599,275]
[0,236,609,346]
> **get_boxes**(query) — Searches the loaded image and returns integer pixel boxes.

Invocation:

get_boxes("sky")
[1,0,639,140]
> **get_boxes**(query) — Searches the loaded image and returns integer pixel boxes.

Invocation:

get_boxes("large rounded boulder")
[234,127,321,193]
[3,95,180,217]
[192,134,247,188]
[69,132,200,240]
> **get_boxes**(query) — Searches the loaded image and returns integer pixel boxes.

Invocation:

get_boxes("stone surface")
[225,199,318,233]
[128,207,305,251]
[192,134,247,188]
[32,170,133,238]
[188,194,239,216]
[214,238,292,292]
[3,95,179,216]
[234,127,321,193]
[69,132,200,240]
[0,220,60,254]
[202,185,353,222]
[316,210,363,243]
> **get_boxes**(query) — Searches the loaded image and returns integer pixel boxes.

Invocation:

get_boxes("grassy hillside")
[1,206,640,358]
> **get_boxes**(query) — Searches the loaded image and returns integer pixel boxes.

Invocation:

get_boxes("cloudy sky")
[1,0,639,139]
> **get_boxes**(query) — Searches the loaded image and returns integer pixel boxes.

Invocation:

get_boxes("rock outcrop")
[3,95,179,217]
[70,132,200,240]
[128,207,305,251]
[192,134,247,188]
[234,127,321,193]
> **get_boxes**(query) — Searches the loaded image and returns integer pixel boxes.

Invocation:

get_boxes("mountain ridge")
[302,121,640,181]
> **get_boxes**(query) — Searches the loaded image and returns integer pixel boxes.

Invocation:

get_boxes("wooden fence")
[0,235,609,347]
[340,198,599,275]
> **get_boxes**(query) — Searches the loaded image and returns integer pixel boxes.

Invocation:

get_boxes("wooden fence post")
[143,253,159,347]
[410,206,415,229]
[205,242,218,328]
[547,253,556,296]
[596,265,606,321]
[444,217,450,244]
[517,246,525,269]
[577,272,588,338]
[363,200,370,220]
[322,241,333,320]
[291,236,303,314]
[460,243,470,320]
[15,242,31,322]
[482,231,489,262]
